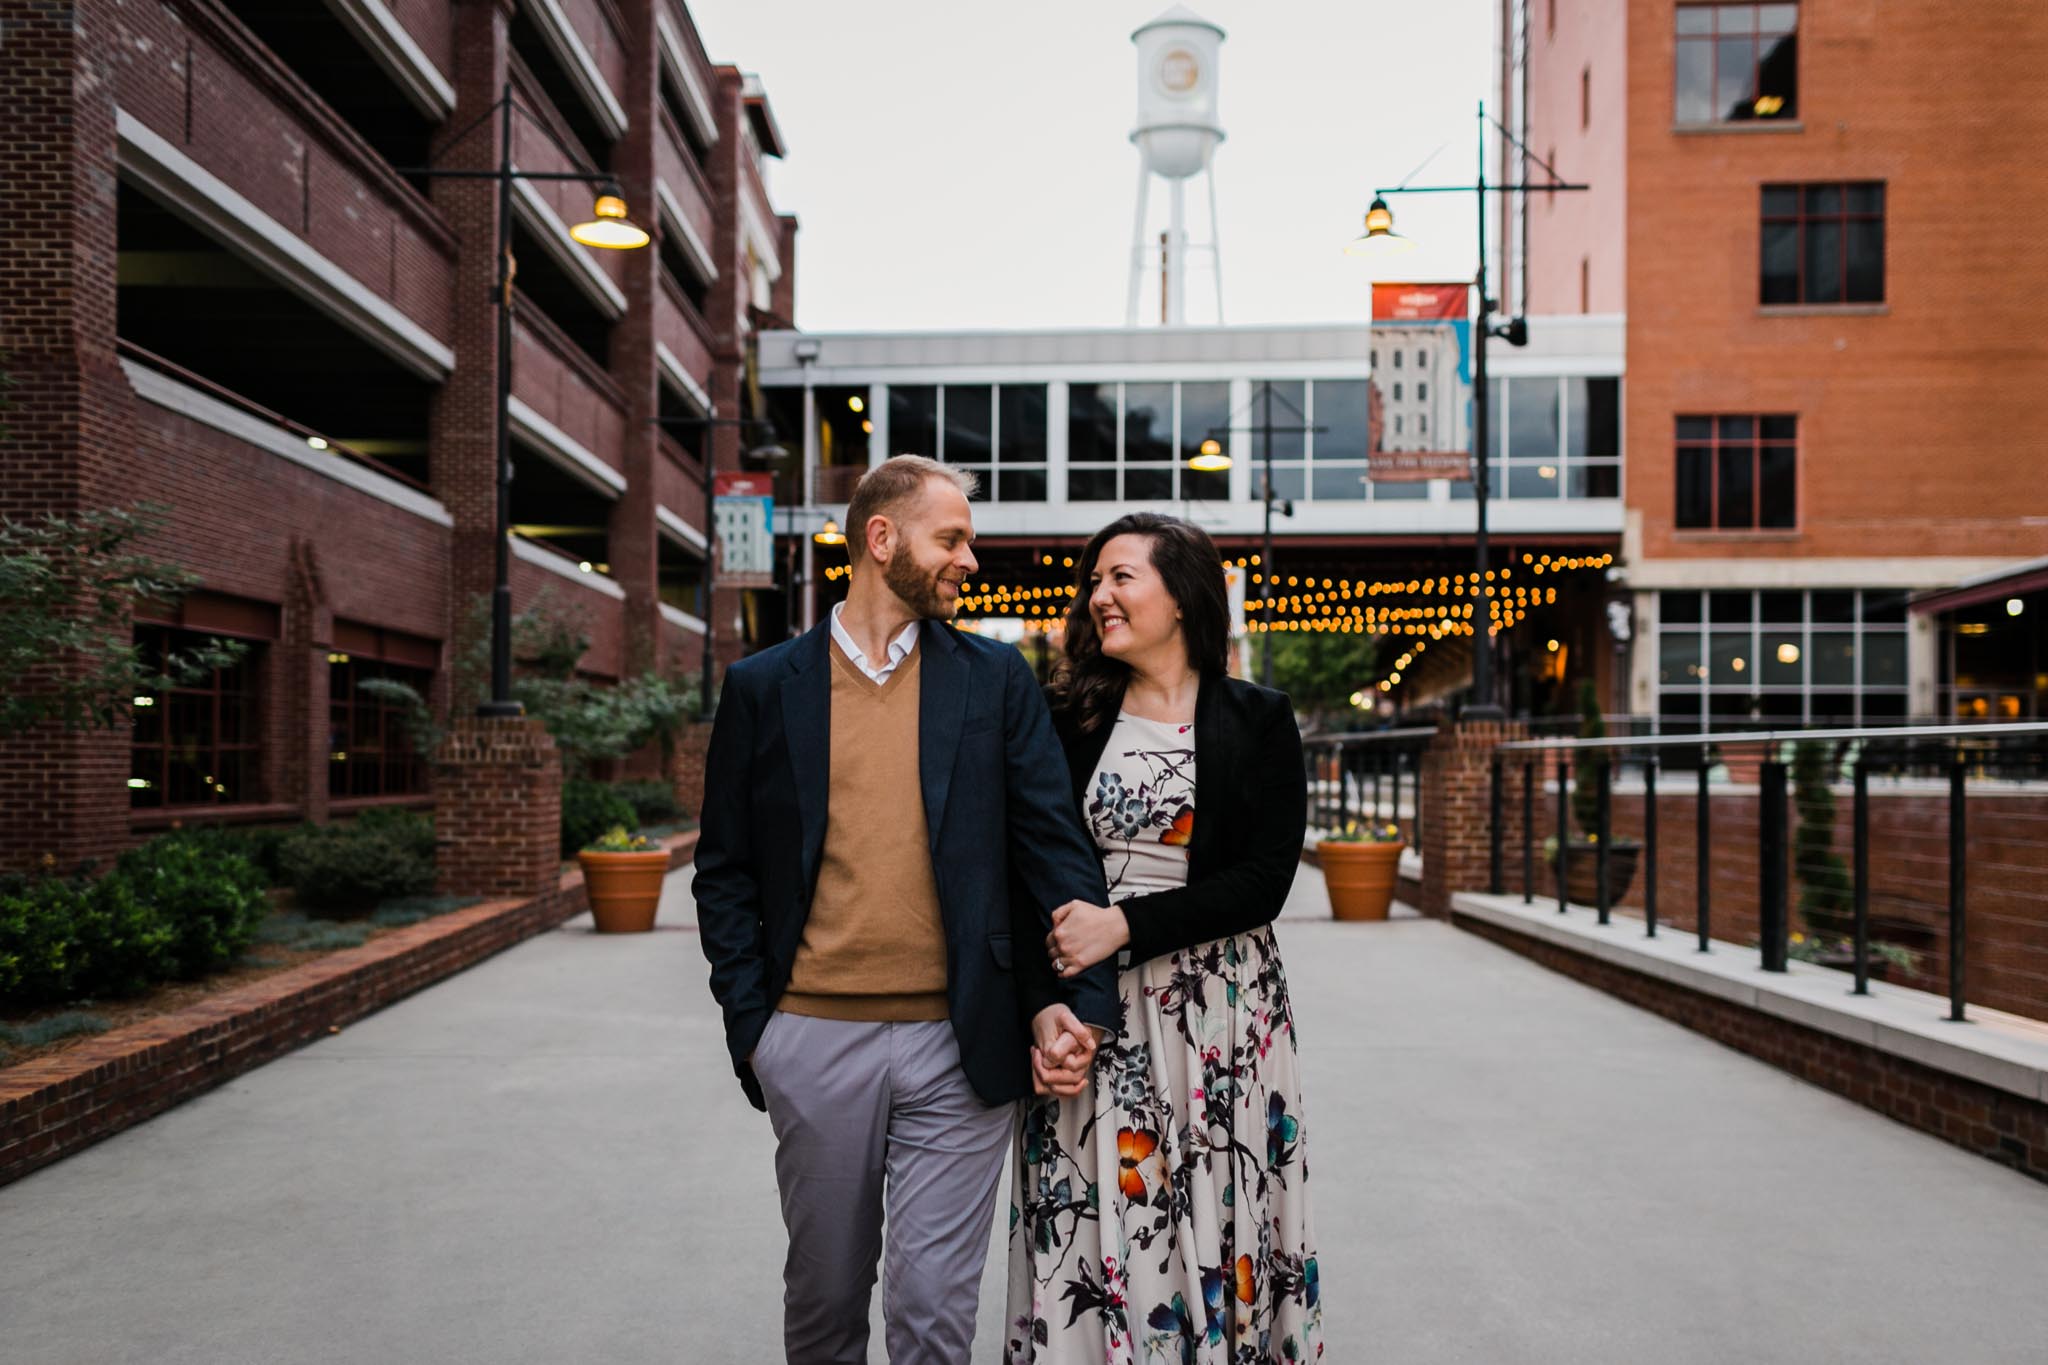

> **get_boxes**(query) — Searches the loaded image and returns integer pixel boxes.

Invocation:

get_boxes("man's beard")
[884,552,956,619]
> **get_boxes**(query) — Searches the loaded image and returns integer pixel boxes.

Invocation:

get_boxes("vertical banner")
[1368,282,1475,483]
[713,472,777,588]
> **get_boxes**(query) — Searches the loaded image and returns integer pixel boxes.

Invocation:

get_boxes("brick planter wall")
[0,831,698,1189]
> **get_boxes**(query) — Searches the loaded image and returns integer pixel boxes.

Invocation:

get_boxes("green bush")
[159,823,295,885]
[280,810,436,914]
[612,779,682,826]
[0,871,172,1008]
[115,835,267,978]
[562,779,638,856]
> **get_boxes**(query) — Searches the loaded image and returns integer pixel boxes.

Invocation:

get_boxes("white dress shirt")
[829,601,921,685]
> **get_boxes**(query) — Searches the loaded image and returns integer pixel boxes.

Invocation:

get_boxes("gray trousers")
[751,1011,1014,1365]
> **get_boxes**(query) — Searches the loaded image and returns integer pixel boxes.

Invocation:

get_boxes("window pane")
[1811,591,1855,623]
[1067,384,1116,464]
[1178,382,1229,470]
[1757,4,1798,36]
[1759,446,1797,527]
[1761,222,1798,303]
[1708,631,1753,683]
[1564,378,1588,457]
[1676,414,1714,441]
[1182,468,1228,503]
[961,466,992,503]
[1507,377,1558,458]
[1255,382,1306,459]
[1254,465,1306,501]
[1508,463,1560,498]
[1803,219,1842,303]
[1845,219,1884,302]
[1757,31,1797,116]
[1761,185,1798,217]
[1717,443,1754,527]
[1569,461,1622,498]
[1760,630,1804,684]
[1660,591,1704,624]
[1810,693,1857,727]
[1675,38,1714,121]
[998,468,1047,503]
[944,386,990,465]
[1068,466,1118,501]
[1804,184,1841,215]
[1676,447,1714,527]
[1759,591,1803,623]
[1717,415,1753,440]
[1862,593,1908,624]
[1124,466,1172,499]
[1716,35,1754,118]
[1312,466,1370,500]
[1846,182,1884,214]
[1392,382,1403,402]
[890,385,937,458]
[1863,633,1906,687]
[1373,478,1428,501]
[998,385,1046,465]
[1660,629,1704,685]
[1123,383,1173,462]
[1716,4,1756,33]
[1710,590,1754,624]
[1313,381,1371,461]
[1760,415,1796,440]
[1810,631,1855,685]
[1584,378,1621,455]
[1676,7,1715,36]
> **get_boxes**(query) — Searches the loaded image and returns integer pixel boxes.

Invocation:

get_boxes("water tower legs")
[1125,160,1153,326]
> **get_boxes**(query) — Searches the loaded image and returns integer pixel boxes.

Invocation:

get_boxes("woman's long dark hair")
[1049,512,1230,734]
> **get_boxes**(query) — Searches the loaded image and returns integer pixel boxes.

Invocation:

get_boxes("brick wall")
[433,715,562,899]
[1420,720,1531,918]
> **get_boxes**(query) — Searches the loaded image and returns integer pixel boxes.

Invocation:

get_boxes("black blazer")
[692,619,1119,1110]
[1020,672,1308,1018]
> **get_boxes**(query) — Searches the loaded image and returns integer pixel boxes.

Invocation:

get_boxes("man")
[693,455,1117,1364]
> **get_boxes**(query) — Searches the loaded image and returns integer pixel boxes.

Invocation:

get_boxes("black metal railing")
[1487,721,2048,1024]
[1302,727,1437,847]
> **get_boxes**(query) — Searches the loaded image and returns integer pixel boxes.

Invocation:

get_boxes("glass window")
[1675,413,1796,529]
[1253,382,1306,460]
[1676,4,1798,123]
[329,657,432,798]
[1418,382,1428,401]
[1660,629,1703,685]
[890,385,937,458]
[1707,630,1752,683]
[997,385,1046,465]
[1710,591,1754,624]
[1068,466,1118,502]
[1660,591,1704,624]
[944,386,991,466]
[1762,181,1884,305]
[1123,383,1173,464]
[1810,631,1856,685]
[131,626,264,809]
[1507,378,1558,458]
[1862,633,1906,687]
[1179,382,1230,503]
[1067,383,1117,465]
[1392,382,1403,402]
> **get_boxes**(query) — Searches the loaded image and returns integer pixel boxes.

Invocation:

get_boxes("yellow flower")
[1791,933,1806,944]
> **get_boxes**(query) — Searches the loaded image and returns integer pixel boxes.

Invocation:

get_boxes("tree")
[0,507,242,738]
[1247,630,1382,724]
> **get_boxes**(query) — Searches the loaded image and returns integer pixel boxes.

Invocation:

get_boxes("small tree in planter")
[1783,740,1916,978]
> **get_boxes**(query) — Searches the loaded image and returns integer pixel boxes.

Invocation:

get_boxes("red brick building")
[1,0,795,873]
[1501,0,2048,729]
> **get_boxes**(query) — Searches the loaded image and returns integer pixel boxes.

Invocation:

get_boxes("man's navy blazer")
[692,618,1119,1110]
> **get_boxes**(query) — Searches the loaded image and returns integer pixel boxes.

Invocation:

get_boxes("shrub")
[562,779,638,856]
[612,779,682,826]
[115,835,267,978]
[160,823,295,885]
[0,872,172,1008]
[280,810,436,914]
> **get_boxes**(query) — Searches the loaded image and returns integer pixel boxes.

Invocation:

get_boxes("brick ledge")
[0,831,699,1189]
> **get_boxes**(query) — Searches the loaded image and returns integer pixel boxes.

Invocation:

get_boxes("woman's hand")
[1046,900,1131,978]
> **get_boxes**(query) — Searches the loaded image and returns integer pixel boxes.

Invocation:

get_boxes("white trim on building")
[654,13,721,149]
[510,170,628,318]
[325,0,456,119]
[523,0,629,141]
[654,180,721,285]
[508,397,627,496]
[513,533,627,598]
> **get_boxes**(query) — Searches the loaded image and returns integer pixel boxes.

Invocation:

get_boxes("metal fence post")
[1696,758,1712,952]
[1521,758,1536,904]
[1595,755,1613,925]
[1643,758,1659,938]
[1489,752,1504,894]
[1759,754,1788,972]
[1556,753,1571,913]
[1852,755,1870,995]
[1948,747,1967,1023]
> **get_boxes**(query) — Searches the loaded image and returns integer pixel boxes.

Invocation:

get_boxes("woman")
[1006,512,1320,1364]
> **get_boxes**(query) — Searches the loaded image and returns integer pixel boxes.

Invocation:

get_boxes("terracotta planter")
[577,848,670,933]
[1318,840,1404,922]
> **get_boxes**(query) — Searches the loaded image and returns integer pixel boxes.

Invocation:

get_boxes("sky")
[687,0,1495,332]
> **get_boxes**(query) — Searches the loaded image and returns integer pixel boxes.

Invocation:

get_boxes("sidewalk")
[1,864,2044,1363]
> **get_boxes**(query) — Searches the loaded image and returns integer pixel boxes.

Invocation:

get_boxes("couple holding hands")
[695,456,1320,1363]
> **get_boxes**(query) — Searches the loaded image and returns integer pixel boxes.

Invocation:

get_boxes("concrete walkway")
[3,866,2045,1364]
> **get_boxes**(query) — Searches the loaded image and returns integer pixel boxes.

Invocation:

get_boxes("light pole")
[1194,384,1321,688]
[1348,100,1587,720]
[400,83,649,718]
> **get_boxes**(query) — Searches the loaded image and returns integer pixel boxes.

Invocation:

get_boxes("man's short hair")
[844,457,978,563]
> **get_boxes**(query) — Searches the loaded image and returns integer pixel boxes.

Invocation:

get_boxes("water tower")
[1126,5,1226,327]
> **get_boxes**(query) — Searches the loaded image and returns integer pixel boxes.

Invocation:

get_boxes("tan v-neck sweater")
[778,639,949,1021]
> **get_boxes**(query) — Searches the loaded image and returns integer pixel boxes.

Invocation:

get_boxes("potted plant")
[1543,681,1642,907]
[577,825,668,933]
[1317,820,1405,922]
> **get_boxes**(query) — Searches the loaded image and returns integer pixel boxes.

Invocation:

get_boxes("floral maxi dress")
[1006,712,1322,1363]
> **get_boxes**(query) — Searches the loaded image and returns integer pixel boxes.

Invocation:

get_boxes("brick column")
[609,0,663,679]
[1419,719,1530,918]
[434,716,562,899]
[0,0,135,873]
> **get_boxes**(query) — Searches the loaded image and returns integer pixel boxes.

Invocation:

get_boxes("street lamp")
[400,84,648,719]
[1356,100,1587,719]
[1196,385,1322,687]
